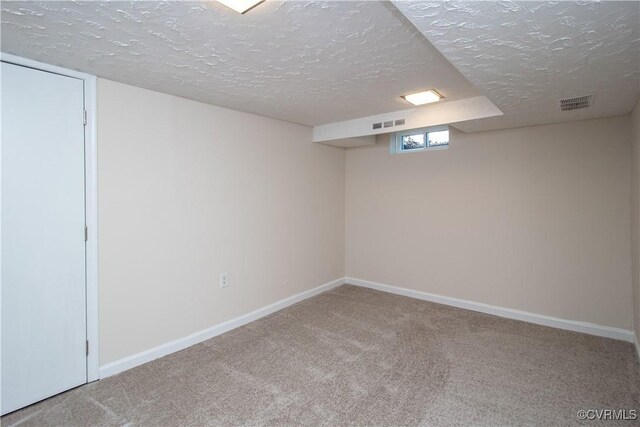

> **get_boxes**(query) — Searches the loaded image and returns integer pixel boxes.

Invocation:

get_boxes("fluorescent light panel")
[216,0,265,14]
[402,90,441,106]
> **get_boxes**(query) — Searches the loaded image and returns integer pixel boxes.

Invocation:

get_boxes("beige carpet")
[3,284,639,426]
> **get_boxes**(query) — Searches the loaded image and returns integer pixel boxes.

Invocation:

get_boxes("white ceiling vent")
[560,95,592,111]
[372,118,406,130]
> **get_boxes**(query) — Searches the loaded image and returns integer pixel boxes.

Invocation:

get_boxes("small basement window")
[390,126,449,154]
[401,133,426,151]
[427,130,449,147]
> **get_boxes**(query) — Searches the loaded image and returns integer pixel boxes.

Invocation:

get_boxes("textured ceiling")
[3,1,638,133]
[0,0,480,126]
[393,1,640,132]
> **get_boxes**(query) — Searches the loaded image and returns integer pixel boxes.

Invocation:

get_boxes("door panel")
[1,62,87,415]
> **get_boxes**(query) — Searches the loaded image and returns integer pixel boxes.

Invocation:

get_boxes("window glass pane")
[401,134,425,150]
[427,130,449,147]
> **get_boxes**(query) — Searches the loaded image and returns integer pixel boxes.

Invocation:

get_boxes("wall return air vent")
[560,95,592,111]
[372,118,406,130]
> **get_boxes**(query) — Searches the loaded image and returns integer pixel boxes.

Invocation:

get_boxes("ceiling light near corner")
[215,0,265,14]
[402,90,442,106]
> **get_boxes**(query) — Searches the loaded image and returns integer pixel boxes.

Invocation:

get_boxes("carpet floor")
[2,284,639,426]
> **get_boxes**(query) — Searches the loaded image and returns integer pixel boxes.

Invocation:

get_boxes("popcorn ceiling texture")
[393,1,640,133]
[0,0,479,127]
[2,1,637,132]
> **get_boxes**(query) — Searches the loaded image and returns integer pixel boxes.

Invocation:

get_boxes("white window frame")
[1,53,100,382]
[390,125,450,154]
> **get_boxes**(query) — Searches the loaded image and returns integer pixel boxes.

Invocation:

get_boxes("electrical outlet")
[219,272,229,288]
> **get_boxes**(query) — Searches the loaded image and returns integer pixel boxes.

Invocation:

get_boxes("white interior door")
[1,62,87,415]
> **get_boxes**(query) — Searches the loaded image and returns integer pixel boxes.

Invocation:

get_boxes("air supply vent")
[372,119,406,130]
[560,95,592,111]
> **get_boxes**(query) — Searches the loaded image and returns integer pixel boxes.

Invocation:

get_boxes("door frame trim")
[1,53,100,382]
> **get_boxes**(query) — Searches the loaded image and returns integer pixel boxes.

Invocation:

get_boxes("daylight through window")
[395,128,449,153]
[427,130,449,147]
[401,134,425,150]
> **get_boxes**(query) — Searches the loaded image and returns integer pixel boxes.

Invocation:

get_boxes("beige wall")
[346,116,634,329]
[631,100,640,340]
[97,79,345,365]
[97,77,637,365]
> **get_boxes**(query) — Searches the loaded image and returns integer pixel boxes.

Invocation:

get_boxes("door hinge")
[83,110,87,126]
[84,225,88,241]
[86,340,89,355]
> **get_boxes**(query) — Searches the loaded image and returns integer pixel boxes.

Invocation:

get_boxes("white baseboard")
[634,332,640,362]
[346,277,635,343]
[99,277,346,379]
[100,276,636,379]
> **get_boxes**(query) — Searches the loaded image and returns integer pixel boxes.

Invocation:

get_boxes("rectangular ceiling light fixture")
[401,90,442,106]
[215,0,265,14]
